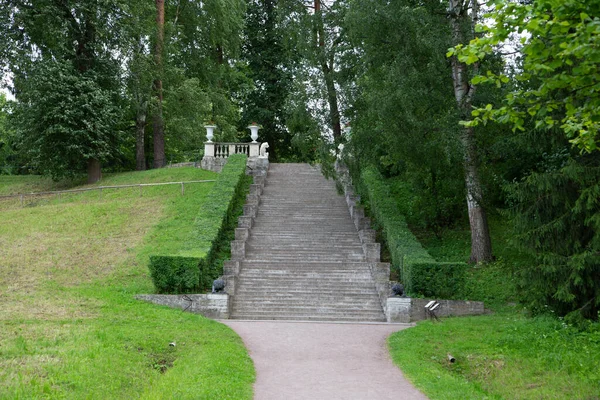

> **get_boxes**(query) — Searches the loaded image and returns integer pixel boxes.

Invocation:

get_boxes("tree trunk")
[136,99,147,171]
[87,158,102,184]
[449,0,493,263]
[153,0,166,168]
[315,0,342,141]
[323,61,342,141]
[463,126,493,263]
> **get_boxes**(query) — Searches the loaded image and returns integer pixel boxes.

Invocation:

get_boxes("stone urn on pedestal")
[204,124,217,143]
[248,123,260,143]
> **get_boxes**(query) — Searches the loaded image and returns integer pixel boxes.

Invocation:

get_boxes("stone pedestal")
[249,143,260,157]
[247,157,269,176]
[386,297,412,323]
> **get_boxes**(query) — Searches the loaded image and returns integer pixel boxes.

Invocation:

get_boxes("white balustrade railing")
[205,142,259,159]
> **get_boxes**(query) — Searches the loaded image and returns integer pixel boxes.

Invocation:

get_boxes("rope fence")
[0,179,216,208]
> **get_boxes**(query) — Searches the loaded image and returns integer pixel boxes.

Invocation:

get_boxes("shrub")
[359,166,466,299]
[149,256,201,294]
[149,154,248,293]
[402,259,467,299]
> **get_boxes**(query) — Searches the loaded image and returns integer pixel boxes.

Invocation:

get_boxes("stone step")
[235,282,378,292]
[235,289,381,297]
[244,256,367,263]
[249,226,358,233]
[233,292,379,300]
[247,237,361,244]
[244,248,364,254]
[232,299,383,308]
[231,303,384,312]
[245,245,363,253]
[238,268,372,276]
[229,162,386,322]
[255,212,352,218]
[244,250,364,257]
[237,279,376,287]
[246,237,362,244]
[239,261,372,270]
[229,312,387,322]
[239,267,371,275]
[232,307,384,315]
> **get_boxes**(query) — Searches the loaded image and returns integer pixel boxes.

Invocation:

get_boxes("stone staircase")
[225,163,387,322]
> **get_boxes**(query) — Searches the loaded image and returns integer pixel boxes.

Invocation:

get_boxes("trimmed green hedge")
[149,154,249,294]
[149,256,201,294]
[402,260,467,299]
[359,166,466,299]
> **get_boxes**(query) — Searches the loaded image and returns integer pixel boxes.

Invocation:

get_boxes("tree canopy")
[453,0,600,153]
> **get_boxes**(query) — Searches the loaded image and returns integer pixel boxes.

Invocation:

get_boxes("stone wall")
[385,297,485,323]
[135,294,230,319]
[200,156,269,175]
[200,156,228,173]
[168,162,198,168]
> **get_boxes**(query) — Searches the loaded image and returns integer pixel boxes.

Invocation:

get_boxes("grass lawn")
[0,169,255,399]
[389,313,600,399]
[388,210,600,399]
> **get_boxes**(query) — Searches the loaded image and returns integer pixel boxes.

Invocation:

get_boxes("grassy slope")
[0,169,254,399]
[383,177,600,399]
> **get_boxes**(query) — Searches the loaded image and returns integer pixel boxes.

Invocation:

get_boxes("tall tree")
[344,0,466,233]
[12,61,119,182]
[313,0,342,141]
[0,0,126,183]
[447,0,493,263]
[153,0,166,168]
[121,2,155,171]
[242,0,295,160]
[454,0,600,320]
[168,0,247,143]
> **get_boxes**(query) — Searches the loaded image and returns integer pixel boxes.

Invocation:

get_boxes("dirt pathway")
[222,320,428,400]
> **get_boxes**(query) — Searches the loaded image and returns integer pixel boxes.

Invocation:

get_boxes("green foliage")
[11,60,121,180]
[1,0,127,178]
[344,0,467,231]
[0,93,16,174]
[163,77,211,160]
[506,154,600,321]
[403,261,467,300]
[148,154,248,293]
[456,0,600,152]
[358,167,431,269]
[359,166,466,299]
[241,0,295,160]
[148,256,201,294]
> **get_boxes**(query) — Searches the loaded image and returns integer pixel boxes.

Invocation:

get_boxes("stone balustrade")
[201,141,267,174]
[206,142,260,159]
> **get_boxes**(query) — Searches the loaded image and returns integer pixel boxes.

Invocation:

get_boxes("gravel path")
[222,320,428,400]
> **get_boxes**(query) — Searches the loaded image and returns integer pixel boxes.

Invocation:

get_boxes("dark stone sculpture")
[212,279,225,293]
[391,283,404,297]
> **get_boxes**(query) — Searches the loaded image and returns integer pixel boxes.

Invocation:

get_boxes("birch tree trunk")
[448,0,493,263]
[153,0,166,168]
